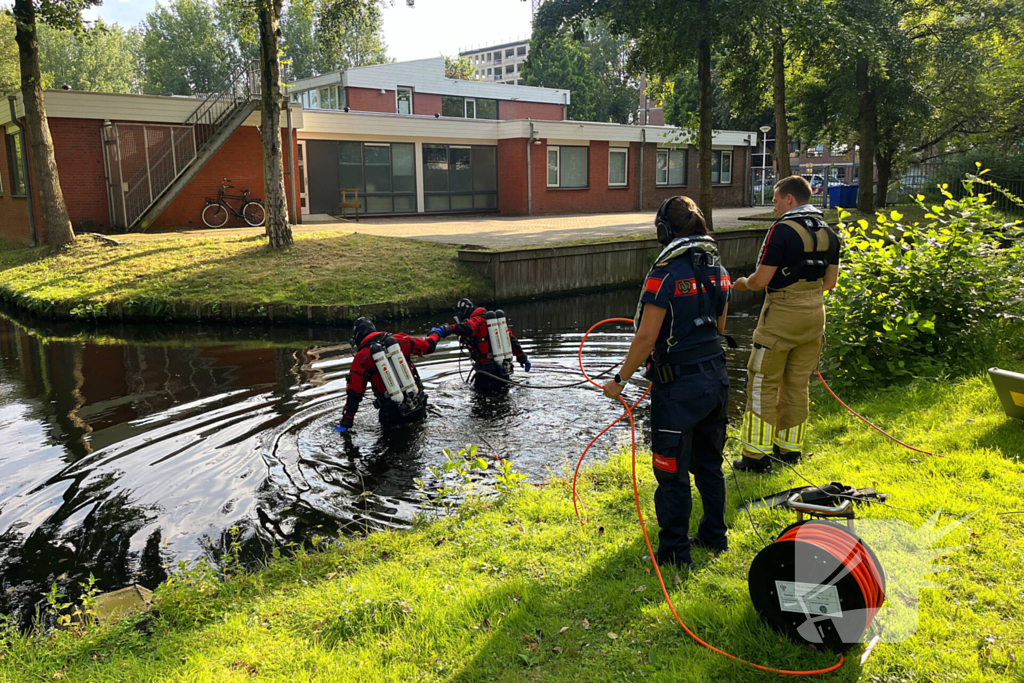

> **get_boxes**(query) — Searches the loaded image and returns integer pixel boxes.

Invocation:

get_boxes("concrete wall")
[459,227,768,301]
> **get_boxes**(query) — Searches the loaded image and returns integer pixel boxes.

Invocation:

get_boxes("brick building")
[1,57,757,245]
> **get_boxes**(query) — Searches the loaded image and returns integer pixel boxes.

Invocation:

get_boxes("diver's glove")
[519,357,531,372]
[334,416,354,434]
[431,325,450,339]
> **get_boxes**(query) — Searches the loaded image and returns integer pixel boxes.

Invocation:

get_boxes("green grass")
[0,232,491,316]
[2,365,1022,682]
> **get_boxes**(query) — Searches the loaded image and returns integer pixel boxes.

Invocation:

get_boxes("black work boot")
[732,454,771,473]
[689,535,728,554]
[774,445,802,465]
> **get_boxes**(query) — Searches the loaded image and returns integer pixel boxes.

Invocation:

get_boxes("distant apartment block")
[459,39,529,86]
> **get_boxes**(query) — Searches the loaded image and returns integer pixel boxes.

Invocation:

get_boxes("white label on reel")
[775,581,843,617]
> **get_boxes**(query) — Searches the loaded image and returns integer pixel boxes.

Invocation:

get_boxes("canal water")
[0,288,760,621]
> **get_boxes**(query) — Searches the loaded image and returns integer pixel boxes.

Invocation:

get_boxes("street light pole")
[759,125,772,206]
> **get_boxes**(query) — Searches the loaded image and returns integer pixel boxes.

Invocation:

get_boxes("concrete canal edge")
[0,228,768,327]
[458,227,769,301]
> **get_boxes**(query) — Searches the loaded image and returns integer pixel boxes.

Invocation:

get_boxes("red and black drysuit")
[453,307,527,391]
[340,330,443,428]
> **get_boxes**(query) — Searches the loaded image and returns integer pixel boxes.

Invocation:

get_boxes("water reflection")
[0,287,761,621]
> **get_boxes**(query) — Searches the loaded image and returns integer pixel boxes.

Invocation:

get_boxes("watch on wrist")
[614,373,627,386]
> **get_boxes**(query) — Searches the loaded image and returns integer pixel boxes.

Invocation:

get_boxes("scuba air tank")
[495,310,514,362]
[384,336,418,397]
[485,312,508,362]
[370,342,405,405]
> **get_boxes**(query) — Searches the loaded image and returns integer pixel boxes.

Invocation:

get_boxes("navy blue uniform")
[639,244,731,566]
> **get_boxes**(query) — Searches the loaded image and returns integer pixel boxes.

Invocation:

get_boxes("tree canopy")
[444,55,475,80]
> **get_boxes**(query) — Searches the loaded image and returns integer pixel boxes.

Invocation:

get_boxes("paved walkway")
[125,207,760,249]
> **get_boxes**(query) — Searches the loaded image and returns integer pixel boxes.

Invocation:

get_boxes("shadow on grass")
[445,538,860,683]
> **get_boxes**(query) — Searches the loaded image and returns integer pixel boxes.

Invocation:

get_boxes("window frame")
[655,147,687,187]
[464,98,476,118]
[7,133,27,197]
[396,86,413,115]
[806,144,825,158]
[711,149,733,185]
[546,145,589,189]
[422,143,499,212]
[338,141,418,214]
[608,147,629,187]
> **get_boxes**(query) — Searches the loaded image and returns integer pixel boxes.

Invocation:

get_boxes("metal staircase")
[102,64,261,232]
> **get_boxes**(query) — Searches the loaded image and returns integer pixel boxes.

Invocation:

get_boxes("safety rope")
[575,319,845,676]
[816,370,944,458]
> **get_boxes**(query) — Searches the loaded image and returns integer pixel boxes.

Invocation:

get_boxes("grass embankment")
[2,367,1021,682]
[0,232,491,322]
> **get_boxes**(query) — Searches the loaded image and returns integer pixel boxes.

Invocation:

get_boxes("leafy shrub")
[822,173,1024,389]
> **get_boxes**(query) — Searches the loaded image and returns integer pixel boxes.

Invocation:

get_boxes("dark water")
[0,288,760,621]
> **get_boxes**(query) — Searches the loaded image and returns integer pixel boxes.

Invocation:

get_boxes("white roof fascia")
[496,120,758,147]
[286,72,343,92]
[300,110,500,142]
[340,57,570,105]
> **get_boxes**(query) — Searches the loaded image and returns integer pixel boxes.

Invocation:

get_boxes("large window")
[608,147,628,187]
[441,96,497,119]
[423,144,498,212]
[517,45,527,56]
[7,133,26,196]
[396,87,413,115]
[547,146,588,189]
[711,150,733,184]
[290,85,344,110]
[338,141,416,214]
[656,148,686,186]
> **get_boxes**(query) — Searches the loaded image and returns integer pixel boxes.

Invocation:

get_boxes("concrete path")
[125,207,761,249]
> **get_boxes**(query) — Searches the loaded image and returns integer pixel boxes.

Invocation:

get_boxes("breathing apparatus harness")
[366,332,426,417]
[770,208,837,286]
[634,234,738,384]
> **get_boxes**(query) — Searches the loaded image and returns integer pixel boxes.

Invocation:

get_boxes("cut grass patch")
[1,366,1021,682]
[0,232,491,319]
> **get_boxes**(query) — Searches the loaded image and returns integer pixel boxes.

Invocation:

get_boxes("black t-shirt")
[757,212,842,291]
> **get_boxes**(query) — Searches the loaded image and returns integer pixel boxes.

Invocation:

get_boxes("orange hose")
[816,370,943,457]
[575,319,845,675]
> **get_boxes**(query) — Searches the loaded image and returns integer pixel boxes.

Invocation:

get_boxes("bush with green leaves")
[822,173,1023,389]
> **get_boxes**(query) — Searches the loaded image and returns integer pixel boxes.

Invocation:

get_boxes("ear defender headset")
[655,196,705,246]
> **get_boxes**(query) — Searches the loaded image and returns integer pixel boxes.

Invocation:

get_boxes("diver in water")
[446,299,530,391]
[335,317,448,433]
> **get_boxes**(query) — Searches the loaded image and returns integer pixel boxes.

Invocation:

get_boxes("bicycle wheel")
[242,201,266,227]
[202,203,229,228]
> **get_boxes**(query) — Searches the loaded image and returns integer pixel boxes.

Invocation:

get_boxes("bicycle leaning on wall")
[202,179,266,228]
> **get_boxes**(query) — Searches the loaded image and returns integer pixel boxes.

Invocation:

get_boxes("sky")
[28,0,537,62]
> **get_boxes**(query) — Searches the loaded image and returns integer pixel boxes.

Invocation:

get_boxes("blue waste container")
[829,185,859,209]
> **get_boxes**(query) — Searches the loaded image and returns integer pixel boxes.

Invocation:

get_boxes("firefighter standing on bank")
[732,176,842,472]
[603,196,732,569]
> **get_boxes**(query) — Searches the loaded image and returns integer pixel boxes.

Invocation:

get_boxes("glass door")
[297,141,309,216]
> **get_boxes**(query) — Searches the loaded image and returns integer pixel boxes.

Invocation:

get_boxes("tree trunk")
[258,0,293,249]
[697,29,714,231]
[855,52,876,214]
[772,27,792,178]
[13,0,74,251]
[875,150,893,209]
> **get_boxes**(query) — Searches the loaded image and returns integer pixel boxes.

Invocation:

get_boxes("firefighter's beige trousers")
[740,281,825,460]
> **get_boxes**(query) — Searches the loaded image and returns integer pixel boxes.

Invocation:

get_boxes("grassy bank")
[2,366,1021,682]
[0,232,491,322]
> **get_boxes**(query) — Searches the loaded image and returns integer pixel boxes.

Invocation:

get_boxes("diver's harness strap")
[634,235,733,383]
[778,219,832,282]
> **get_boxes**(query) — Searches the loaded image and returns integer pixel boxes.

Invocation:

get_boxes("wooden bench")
[339,188,360,221]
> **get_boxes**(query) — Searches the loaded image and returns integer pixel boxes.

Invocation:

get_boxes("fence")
[751,159,1023,214]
